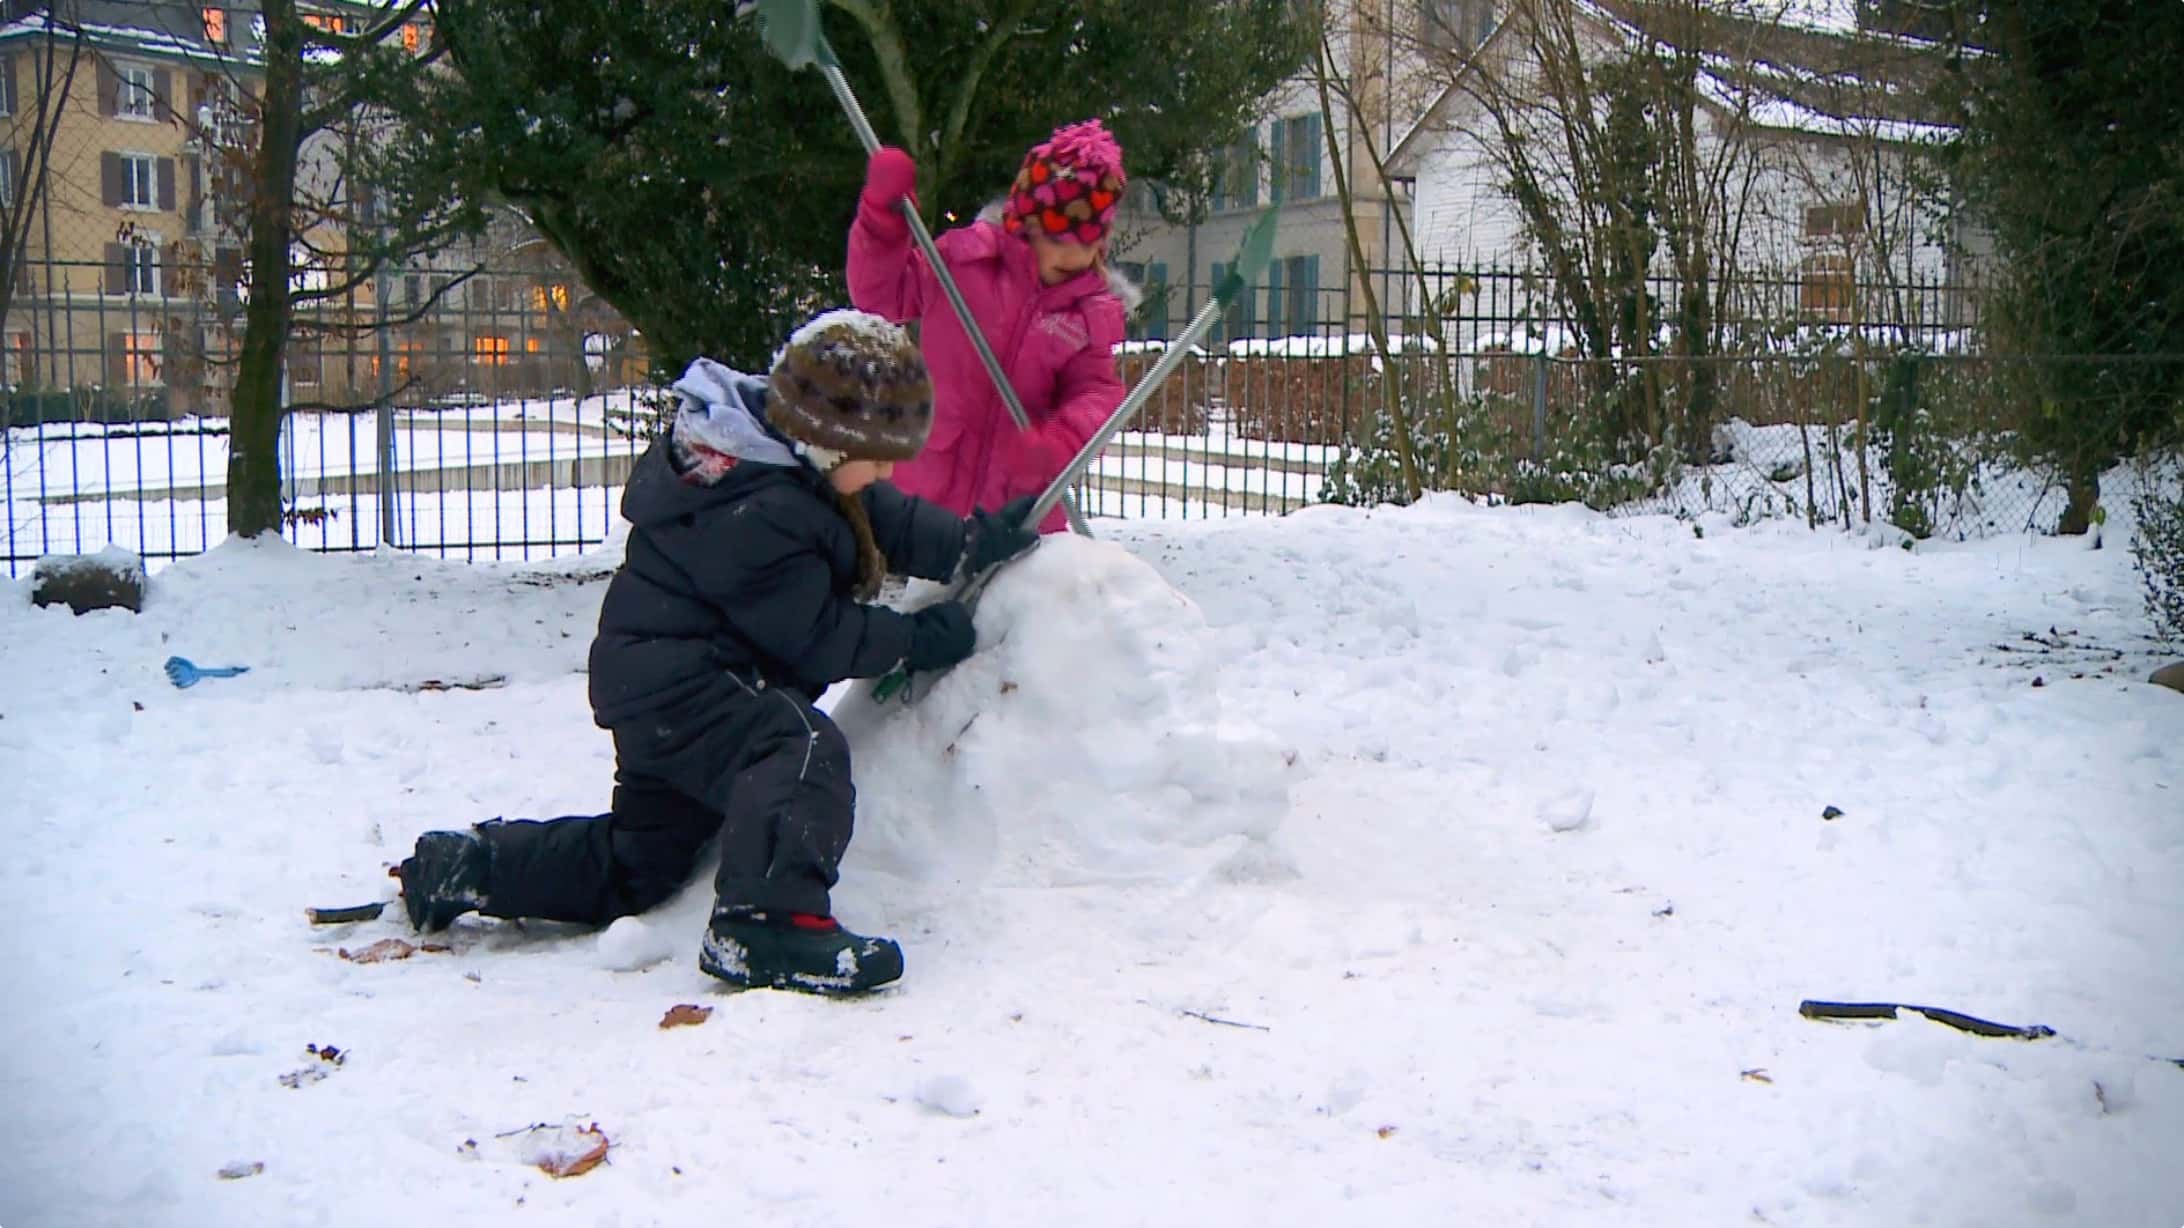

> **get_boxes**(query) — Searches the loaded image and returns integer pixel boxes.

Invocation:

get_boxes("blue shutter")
[1147,261,1169,341]
[1210,149,1227,213]
[1267,260,1286,336]
[1298,115,1322,199]
[1210,261,1228,342]
[1269,119,1287,204]
[1237,128,1259,209]
[1297,255,1320,333]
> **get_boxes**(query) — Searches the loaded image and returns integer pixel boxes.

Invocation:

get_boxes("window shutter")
[1300,255,1320,331]
[162,242,179,299]
[1269,121,1288,204]
[1266,260,1286,336]
[184,155,201,233]
[5,149,19,209]
[3,54,17,116]
[1210,261,1228,341]
[97,60,119,116]
[1300,115,1321,199]
[152,68,174,123]
[158,157,176,212]
[101,152,123,207]
[108,333,127,386]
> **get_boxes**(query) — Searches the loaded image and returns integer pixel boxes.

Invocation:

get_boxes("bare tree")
[1396,0,1783,462]
[163,0,475,536]
[0,16,87,340]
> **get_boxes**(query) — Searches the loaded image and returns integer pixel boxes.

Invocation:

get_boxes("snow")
[3,493,2182,1226]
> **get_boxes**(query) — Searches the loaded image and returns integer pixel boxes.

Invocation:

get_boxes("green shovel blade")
[1212,210,1280,309]
[750,0,835,70]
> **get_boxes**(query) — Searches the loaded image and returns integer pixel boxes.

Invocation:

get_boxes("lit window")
[1799,253,1853,321]
[524,337,540,354]
[123,332,162,384]
[203,7,227,43]
[474,336,510,366]
[401,23,420,52]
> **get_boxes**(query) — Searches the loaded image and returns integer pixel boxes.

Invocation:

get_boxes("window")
[1270,115,1321,203]
[1210,128,1258,213]
[1265,254,1320,337]
[532,284,570,313]
[289,243,329,294]
[404,273,423,305]
[401,22,421,52]
[123,331,162,384]
[1800,253,1853,321]
[117,64,155,120]
[1423,0,1495,49]
[302,12,347,34]
[125,242,159,295]
[1804,201,1865,239]
[474,335,510,365]
[0,151,13,208]
[6,331,34,385]
[202,7,227,42]
[119,153,157,208]
[524,337,540,354]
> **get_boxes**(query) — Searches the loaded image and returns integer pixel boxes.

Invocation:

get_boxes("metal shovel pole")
[867,212,1279,702]
[756,0,1090,535]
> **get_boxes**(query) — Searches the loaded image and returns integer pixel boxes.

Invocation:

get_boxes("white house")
[1382,0,1981,341]
[1108,0,1455,344]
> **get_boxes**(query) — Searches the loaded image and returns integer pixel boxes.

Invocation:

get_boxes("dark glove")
[904,601,975,672]
[963,495,1040,576]
[858,147,919,240]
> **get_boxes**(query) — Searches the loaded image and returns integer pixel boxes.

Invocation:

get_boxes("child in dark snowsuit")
[395,310,1037,995]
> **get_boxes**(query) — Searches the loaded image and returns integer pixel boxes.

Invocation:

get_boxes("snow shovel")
[747,0,1091,536]
[867,209,1280,704]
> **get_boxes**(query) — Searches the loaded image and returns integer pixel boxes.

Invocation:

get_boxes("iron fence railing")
[4,251,2150,577]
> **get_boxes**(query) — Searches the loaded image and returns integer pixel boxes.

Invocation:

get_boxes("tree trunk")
[226,0,304,538]
[2056,461,2101,536]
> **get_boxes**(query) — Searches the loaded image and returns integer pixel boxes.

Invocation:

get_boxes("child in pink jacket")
[847,119,1131,534]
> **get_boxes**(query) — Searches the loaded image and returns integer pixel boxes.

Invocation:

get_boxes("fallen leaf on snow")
[217,1161,264,1180]
[1740,1068,1774,1084]
[338,938,418,963]
[659,1004,712,1029]
[531,1123,611,1179]
[1376,1125,1397,1139]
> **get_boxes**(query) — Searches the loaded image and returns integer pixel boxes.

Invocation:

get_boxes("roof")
[0,1,401,71]
[1385,0,1954,177]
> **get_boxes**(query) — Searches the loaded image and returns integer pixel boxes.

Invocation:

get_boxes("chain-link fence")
[3,249,2156,576]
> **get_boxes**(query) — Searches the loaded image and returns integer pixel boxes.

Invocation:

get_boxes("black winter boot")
[699,909,903,995]
[398,829,489,932]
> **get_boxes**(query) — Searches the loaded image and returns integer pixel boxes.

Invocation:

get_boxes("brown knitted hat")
[765,310,934,462]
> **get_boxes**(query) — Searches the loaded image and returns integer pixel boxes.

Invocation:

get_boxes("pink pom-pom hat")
[1002,118,1127,247]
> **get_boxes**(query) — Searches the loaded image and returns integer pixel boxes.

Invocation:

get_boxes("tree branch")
[825,0,924,154]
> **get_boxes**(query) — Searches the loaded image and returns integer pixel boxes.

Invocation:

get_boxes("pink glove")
[859,147,918,240]
[1000,426,1074,491]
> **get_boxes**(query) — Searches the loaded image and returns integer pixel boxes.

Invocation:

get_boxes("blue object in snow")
[164,656,250,689]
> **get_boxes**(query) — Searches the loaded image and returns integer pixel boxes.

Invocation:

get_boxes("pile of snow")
[831,534,1295,891]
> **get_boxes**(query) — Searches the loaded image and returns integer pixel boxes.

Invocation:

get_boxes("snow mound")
[830,535,1293,890]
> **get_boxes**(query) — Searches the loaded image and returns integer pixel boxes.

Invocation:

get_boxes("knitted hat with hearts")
[1002,118,1127,247]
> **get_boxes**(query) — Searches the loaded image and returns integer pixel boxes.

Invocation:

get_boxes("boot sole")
[698,931,904,996]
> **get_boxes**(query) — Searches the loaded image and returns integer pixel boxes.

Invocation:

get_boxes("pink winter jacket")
[847,214,1126,534]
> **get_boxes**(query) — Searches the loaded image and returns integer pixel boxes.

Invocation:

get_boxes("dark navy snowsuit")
[475,412,966,923]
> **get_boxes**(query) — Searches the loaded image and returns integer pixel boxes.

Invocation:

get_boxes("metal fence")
[0,250,2131,577]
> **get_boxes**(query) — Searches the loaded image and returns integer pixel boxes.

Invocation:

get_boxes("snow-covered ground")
[2,494,2180,1227]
